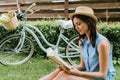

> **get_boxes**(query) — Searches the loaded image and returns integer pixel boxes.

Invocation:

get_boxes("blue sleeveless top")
[82,33,116,80]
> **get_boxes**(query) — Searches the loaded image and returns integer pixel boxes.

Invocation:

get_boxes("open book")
[46,48,71,69]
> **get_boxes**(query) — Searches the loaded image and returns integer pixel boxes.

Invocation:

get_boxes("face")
[73,17,89,35]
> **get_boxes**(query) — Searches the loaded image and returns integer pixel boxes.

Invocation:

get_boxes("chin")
[79,33,84,35]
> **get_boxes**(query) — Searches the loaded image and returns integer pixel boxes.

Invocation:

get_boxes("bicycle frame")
[15,0,79,58]
[0,0,80,66]
[16,22,79,57]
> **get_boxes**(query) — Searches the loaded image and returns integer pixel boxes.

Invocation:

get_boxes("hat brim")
[69,12,98,22]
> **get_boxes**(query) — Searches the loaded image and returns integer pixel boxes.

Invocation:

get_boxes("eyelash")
[76,23,81,26]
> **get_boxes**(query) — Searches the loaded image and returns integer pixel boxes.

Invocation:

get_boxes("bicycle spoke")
[0,34,34,65]
[66,36,80,65]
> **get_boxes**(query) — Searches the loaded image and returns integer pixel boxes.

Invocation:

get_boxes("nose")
[75,25,81,30]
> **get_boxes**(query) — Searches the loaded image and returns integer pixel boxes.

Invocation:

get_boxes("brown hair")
[72,15,97,47]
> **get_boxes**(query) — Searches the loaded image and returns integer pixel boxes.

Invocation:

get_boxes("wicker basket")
[2,15,19,30]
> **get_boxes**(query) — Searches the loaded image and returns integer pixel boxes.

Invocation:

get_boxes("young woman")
[39,6,116,80]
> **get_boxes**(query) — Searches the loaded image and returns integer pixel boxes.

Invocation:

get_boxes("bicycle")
[0,0,80,65]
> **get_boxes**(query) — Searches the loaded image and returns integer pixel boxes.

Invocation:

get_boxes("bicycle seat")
[56,20,73,29]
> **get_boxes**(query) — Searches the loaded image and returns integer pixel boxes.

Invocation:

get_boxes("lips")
[78,29,81,33]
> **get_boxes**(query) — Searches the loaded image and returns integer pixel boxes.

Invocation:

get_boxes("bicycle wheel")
[65,35,80,65]
[0,34,34,65]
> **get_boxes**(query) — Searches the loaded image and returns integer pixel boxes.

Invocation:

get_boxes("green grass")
[0,56,119,80]
[0,56,56,80]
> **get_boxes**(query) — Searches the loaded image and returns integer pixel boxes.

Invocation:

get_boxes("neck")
[86,31,91,43]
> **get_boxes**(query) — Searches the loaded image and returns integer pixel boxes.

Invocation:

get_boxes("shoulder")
[96,33,110,54]
[96,33,110,47]
[97,39,110,57]
[96,33,110,46]
[98,39,110,48]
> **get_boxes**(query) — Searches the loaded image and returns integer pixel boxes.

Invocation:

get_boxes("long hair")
[72,15,97,47]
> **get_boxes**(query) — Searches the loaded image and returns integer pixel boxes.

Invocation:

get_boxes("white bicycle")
[0,0,81,65]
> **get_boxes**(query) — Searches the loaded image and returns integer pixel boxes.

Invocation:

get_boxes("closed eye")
[75,22,81,28]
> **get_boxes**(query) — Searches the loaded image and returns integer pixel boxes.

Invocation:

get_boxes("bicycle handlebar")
[24,3,36,15]
[16,0,36,14]
[16,0,21,13]
[16,0,36,20]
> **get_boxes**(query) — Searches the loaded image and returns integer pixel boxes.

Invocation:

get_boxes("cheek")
[83,24,89,31]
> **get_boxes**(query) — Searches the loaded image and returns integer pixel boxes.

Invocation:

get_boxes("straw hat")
[69,6,97,22]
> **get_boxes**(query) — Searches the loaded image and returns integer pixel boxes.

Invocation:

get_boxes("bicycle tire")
[65,35,80,65]
[0,34,34,65]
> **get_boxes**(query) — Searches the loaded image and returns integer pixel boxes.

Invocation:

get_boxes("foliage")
[0,21,120,80]
[97,22,120,63]
[0,21,120,59]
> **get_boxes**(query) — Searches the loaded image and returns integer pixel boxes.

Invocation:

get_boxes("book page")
[46,48,71,69]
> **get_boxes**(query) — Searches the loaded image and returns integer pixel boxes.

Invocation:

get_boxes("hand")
[64,66,80,75]
[70,66,80,73]
[58,65,66,71]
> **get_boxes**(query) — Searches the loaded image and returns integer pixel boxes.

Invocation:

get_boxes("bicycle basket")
[1,12,19,30]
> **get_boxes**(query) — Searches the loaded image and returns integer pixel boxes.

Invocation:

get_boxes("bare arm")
[76,40,86,71]
[69,39,110,79]
[76,53,86,71]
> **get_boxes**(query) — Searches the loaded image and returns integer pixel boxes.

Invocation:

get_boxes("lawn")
[0,56,119,80]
